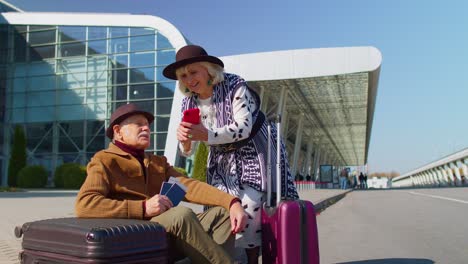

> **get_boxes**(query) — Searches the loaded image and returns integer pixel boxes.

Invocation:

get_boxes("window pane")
[156,133,167,149]
[29,61,55,76]
[110,27,128,38]
[130,52,154,67]
[61,42,86,57]
[27,91,55,107]
[130,67,154,83]
[12,92,25,108]
[88,27,107,40]
[87,103,106,119]
[129,35,155,52]
[156,116,169,132]
[59,26,86,42]
[26,106,55,122]
[13,78,26,92]
[156,50,175,66]
[58,58,86,73]
[59,72,86,89]
[132,100,154,114]
[14,33,27,62]
[57,89,85,105]
[156,66,170,82]
[156,33,172,49]
[30,25,55,31]
[130,83,154,100]
[87,87,107,103]
[112,54,128,68]
[87,56,108,72]
[30,45,56,61]
[130,27,154,36]
[88,40,107,55]
[57,105,85,120]
[156,99,172,115]
[112,69,128,85]
[113,85,127,101]
[157,82,175,98]
[29,30,56,45]
[28,75,55,91]
[109,37,128,53]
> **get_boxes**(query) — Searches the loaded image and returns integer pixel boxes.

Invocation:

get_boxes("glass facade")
[0,23,177,183]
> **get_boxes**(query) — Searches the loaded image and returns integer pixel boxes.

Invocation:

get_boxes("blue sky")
[7,0,468,174]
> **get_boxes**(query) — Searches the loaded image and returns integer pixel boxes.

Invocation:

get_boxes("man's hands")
[144,194,173,218]
[229,201,248,234]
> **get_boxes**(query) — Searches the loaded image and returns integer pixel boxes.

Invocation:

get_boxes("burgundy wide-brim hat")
[163,45,224,80]
[106,103,155,139]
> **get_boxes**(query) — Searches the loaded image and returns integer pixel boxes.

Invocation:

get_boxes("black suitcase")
[15,217,168,264]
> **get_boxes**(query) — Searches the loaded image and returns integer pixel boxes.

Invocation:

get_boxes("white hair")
[175,61,225,96]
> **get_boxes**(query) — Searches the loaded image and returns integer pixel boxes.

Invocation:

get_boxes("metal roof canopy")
[222,47,381,166]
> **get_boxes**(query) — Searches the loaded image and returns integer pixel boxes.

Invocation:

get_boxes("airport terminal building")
[0,0,381,187]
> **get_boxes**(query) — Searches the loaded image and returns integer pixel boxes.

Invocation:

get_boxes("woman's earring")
[207,79,212,86]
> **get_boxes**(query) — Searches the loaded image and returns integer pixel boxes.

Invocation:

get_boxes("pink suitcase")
[262,115,320,264]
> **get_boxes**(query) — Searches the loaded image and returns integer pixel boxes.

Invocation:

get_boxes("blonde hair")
[176,61,225,96]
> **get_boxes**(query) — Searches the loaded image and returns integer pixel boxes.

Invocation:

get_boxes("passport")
[160,177,187,206]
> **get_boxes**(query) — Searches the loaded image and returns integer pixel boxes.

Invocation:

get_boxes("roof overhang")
[221,47,382,165]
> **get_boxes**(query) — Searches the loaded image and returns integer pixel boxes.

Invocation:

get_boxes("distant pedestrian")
[359,172,364,189]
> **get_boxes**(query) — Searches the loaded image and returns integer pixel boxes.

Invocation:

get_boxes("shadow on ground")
[0,191,78,198]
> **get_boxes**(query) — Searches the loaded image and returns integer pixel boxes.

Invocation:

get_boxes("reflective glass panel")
[86,87,107,104]
[156,33,172,49]
[12,92,25,107]
[30,25,55,31]
[156,66,170,82]
[156,133,167,149]
[29,61,55,76]
[59,26,86,42]
[112,54,128,68]
[132,100,154,114]
[29,30,56,45]
[13,78,26,92]
[61,42,86,57]
[88,40,107,55]
[14,33,27,62]
[88,27,107,40]
[57,105,86,120]
[86,103,106,119]
[26,106,55,122]
[130,83,154,100]
[57,89,85,105]
[58,58,85,73]
[110,27,128,38]
[112,69,128,84]
[156,116,169,132]
[129,67,154,83]
[30,45,56,61]
[156,82,175,98]
[27,91,55,107]
[156,99,172,115]
[130,52,155,67]
[59,72,86,89]
[129,35,155,52]
[113,85,127,101]
[156,49,175,65]
[28,75,55,91]
[109,37,128,53]
[130,27,154,36]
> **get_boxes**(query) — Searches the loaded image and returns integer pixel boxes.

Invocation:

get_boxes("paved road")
[0,188,347,264]
[318,187,468,264]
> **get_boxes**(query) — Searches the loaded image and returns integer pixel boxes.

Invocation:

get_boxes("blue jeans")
[340,177,347,189]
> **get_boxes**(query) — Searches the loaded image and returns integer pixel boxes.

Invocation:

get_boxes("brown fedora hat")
[106,103,154,139]
[163,45,224,80]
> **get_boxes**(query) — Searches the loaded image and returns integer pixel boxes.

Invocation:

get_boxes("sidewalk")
[0,188,350,264]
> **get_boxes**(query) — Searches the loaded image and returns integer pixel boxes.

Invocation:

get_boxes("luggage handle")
[266,114,285,207]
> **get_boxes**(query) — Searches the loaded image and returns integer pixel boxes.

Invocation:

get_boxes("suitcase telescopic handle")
[266,114,284,207]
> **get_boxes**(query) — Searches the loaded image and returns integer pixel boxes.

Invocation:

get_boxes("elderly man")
[75,103,248,264]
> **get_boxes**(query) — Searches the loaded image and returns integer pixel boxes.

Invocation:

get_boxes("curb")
[314,190,352,214]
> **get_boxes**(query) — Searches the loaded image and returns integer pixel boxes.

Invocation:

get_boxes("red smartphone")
[182,108,200,124]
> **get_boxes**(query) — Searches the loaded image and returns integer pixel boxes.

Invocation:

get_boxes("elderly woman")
[163,45,298,263]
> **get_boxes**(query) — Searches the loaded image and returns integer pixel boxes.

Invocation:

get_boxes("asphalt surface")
[317,187,468,264]
[0,188,348,264]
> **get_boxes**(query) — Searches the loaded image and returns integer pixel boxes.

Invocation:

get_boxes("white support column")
[282,111,289,138]
[291,114,304,177]
[444,165,455,186]
[458,160,468,185]
[430,169,440,187]
[305,140,313,177]
[450,162,462,186]
[258,86,265,111]
[51,122,59,187]
[439,167,449,186]
[313,148,321,181]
